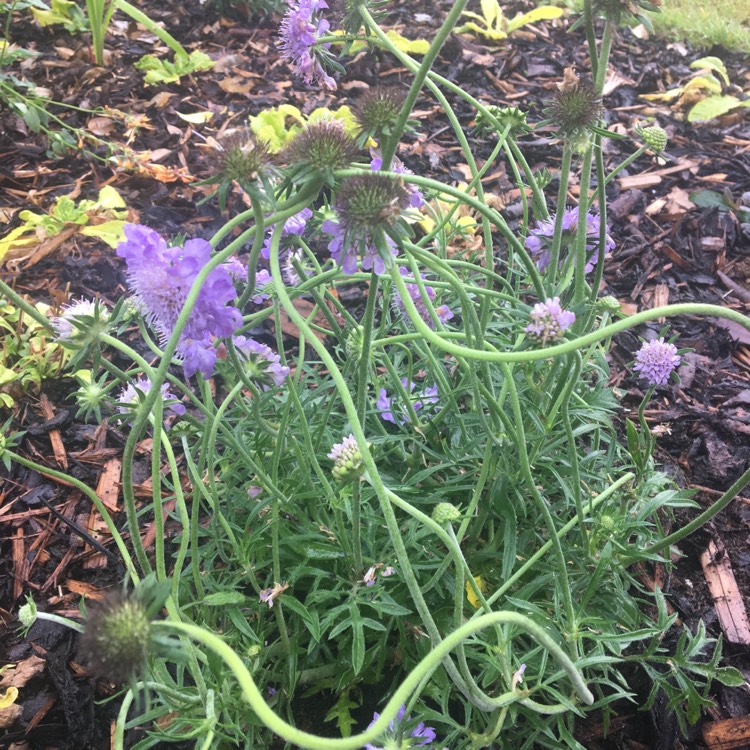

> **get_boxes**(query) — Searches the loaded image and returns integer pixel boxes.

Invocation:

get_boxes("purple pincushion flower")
[261,208,313,261]
[116,377,186,419]
[116,224,242,379]
[371,155,424,209]
[322,215,398,276]
[378,378,439,425]
[278,0,336,90]
[252,269,273,304]
[393,266,453,329]
[233,335,290,388]
[633,337,681,386]
[525,206,615,274]
[524,297,575,344]
[365,705,437,750]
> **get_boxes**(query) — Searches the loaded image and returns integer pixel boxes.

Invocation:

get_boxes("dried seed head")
[282,119,359,172]
[474,105,531,137]
[78,592,152,684]
[592,0,661,25]
[547,67,602,144]
[219,131,270,184]
[353,87,407,140]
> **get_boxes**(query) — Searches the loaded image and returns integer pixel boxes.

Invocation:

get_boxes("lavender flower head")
[393,267,453,329]
[371,156,424,209]
[378,378,439,425]
[52,298,109,342]
[524,297,575,344]
[633,338,681,386]
[525,206,615,274]
[116,377,186,418]
[323,214,398,275]
[365,705,437,750]
[116,224,242,379]
[322,173,411,275]
[278,0,336,90]
[252,269,273,304]
[261,208,313,260]
[233,336,290,388]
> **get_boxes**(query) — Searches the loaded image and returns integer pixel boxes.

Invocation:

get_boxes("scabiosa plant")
[378,378,439,425]
[77,591,153,684]
[261,207,313,260]
[591,0,661,26]
[117,376,187,419]
[278,0,337,90]
[525,206,615,274]
[364,705,437,750]
[281,119,359,186]
[116,224,242,379]
[354,87,408,146]
[524,297,576,345]
[233,335,290,388]
[546,67,602,150]
[323,173,410,274]
[392,266,453,329]
[52,298,110,345]
[633,337,681,386]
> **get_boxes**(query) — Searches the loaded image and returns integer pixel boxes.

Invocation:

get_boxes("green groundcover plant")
[4,0,750,747]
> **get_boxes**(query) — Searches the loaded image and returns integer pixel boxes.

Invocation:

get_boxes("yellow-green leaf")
[89,186,127,212]
[175,110,215,124]
[384,29,430,55]
[466,575,486,609]
[690,56,730,87]
[80,220,127,247]
[480,0,502,28]
[687,95,742,122]
[0,225,37,263]
[507,5,564,33]
[0,686,18,709]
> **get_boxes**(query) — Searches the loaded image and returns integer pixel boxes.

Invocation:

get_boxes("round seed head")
[353,87,407,139]
[282,119,359,172]
[78,592,152,684]
[220,131,270,184]
[548,67,602,141]
[432,502,462,524]
[336,173,409,233]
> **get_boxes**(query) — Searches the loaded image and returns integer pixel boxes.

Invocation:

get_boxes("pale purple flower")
[261,208,313,260]
[633,337,681,386]
[371,155,424,209]
[259,581,288,608]
[378,378,439,425]
[116,224,242,379]
[278,0,336,90]
[233,335,290,387]
[365,705,437,750]
[524,297,575,344]
[322,215,398,275]
[393,266,453,329]
[52,298,108,341]
[252,269,273,304]
[525,206,615,273]
[116,377,186,418]
[327,433,358,462]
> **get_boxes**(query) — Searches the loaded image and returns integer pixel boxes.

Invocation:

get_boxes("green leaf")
[202,591,246,606]
[323,691,361,737]
[687,95,742,122]
[506,6,564,33]
[714,666,745,687]
[349,603,365,675]
[690,56,730,87]
[690,189,730,210]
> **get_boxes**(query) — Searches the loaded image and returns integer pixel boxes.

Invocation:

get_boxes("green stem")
[114,0,188,57]
[153,611,593,750]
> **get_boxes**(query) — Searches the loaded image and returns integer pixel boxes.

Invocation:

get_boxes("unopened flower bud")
[636,124,668,154]
[432,502,462,524]
[328,433,367,481]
